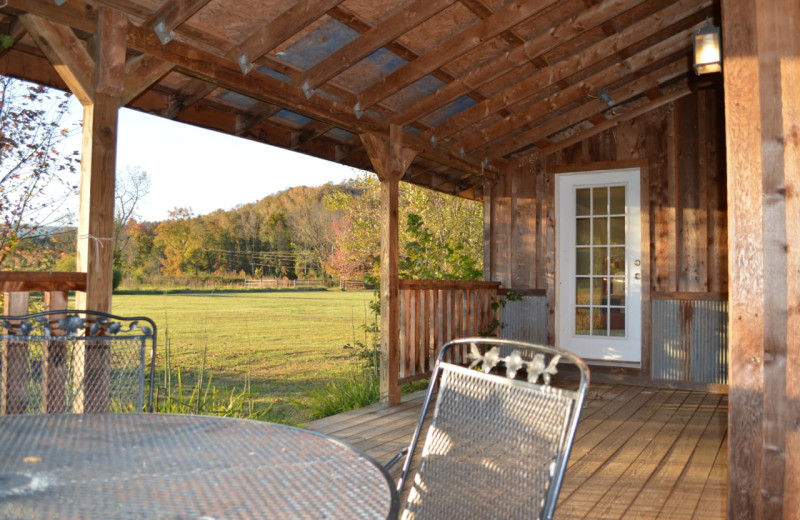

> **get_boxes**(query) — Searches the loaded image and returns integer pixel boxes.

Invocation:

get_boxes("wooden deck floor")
[306,383,728,519]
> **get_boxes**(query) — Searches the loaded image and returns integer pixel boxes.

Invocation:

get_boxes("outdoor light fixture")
[693,22,722,75]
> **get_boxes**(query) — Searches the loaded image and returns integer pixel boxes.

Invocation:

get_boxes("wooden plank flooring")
[306,383,728,519]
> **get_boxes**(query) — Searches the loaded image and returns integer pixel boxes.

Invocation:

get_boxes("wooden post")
[722,0,799,517]
[42,291,68,413]
[71,7,126,412]
[361,126,417,406]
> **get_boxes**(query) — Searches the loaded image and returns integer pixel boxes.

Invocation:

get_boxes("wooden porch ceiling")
[0,0,718,199]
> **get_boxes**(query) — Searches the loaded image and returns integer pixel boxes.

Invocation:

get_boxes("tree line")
[12,174,484,286]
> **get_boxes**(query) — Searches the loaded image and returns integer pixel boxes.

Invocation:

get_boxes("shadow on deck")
[306,383,728,520]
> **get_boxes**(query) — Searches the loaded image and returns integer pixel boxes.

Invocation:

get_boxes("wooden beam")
[123,54,174,105]
[723,0,800,517]
[0,271,88,292]
[93,6,127,97]
[423,0,712,140]
[354,0,561,113]
[297,0,455,95]
[360,127,418,407]
[165,79,216,119]
[144,0,212,44]
[19,13,95,105]
[235,101,282,136]
[231,0,345,73]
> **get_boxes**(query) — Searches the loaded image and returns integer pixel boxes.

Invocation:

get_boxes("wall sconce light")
[693,22,721,75]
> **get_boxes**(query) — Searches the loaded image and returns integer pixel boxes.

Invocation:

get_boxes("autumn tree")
[154,208,209,275]
[0,76,80,266]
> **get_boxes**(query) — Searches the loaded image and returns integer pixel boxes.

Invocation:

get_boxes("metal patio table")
[0,413,399,519]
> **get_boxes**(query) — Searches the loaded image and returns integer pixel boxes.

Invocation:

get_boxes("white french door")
[555,168,642,365]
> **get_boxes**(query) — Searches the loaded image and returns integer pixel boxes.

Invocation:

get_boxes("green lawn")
[112,289,375,424]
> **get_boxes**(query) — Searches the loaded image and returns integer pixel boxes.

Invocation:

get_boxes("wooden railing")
[398,280,502,383]
[0,271,87,314]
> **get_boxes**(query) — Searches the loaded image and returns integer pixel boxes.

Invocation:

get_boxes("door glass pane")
[592,308,607,336]
[610,277,626,306]
[609,247,625,275]
[610,216,625,245]
[593,217,608,245]
[610,186,626,214]
[576,219,591,245]
[576,278,591,305]
[592,247,607,275]
[576,188,591,216]
[592,187,608,215]
[593,277,606,305]
[575,307,590,335]
[576,248,591,275]
[609,308,625,336]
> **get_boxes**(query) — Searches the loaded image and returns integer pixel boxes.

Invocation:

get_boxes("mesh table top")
[0,413,399,519]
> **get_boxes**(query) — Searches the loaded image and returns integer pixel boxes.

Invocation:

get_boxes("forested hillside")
[16,174,483,286]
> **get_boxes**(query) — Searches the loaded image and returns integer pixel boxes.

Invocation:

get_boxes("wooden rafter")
[230,0,345,73]
[416,0,709,139]
[297,0,455,96]
[540,84,692,154]
[353,0,562,113]
[487,54,691,159]
[144,0,212,44]
[461,23,700,154]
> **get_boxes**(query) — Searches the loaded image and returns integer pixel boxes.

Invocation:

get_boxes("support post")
[361,126,417,406]
[722,0,800,517]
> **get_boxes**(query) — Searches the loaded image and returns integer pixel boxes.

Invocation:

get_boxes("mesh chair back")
[1,310,157,414]
[399,338,589,520]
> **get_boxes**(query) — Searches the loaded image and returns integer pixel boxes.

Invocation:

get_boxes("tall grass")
[153,331,269,419]
[113,289,373,424]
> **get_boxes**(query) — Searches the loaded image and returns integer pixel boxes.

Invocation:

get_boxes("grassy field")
[111,289,375,424]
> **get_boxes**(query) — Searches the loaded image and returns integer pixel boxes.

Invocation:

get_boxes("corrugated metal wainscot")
[499,295,548,345]
[651,299,728,384]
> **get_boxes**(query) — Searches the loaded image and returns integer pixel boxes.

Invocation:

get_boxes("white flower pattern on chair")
[467,344,562,384]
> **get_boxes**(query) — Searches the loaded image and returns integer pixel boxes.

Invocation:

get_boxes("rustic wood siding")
[485,86,727,359]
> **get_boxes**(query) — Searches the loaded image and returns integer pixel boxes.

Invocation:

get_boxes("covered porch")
[308,383,728,519]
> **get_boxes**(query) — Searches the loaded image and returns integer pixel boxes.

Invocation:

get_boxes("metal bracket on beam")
[301,80,314,100]
[53,0,69,5]
[429,134,437,149]
[153,20,175,45]
[597,88,614,106]
[237,53,254,75]
[353,101,363,120]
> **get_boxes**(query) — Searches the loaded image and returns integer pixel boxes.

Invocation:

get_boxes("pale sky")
[64,101,362,223]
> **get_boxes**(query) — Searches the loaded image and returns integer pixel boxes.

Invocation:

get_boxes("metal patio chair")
[395,337,589,520]
[0,310,157,414]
